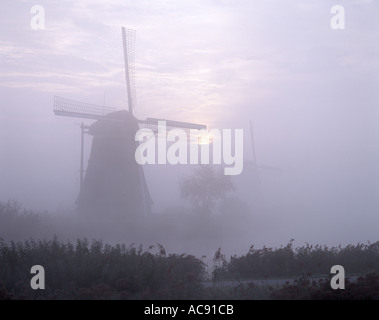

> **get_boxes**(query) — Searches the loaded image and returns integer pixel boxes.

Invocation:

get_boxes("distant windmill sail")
[249,120,257,164]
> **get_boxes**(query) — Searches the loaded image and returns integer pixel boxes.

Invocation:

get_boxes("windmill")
[247,119,282,175]
[54,27,206,219]
[232,120,282,208]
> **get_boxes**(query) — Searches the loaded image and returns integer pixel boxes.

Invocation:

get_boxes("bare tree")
[179,165,235,218]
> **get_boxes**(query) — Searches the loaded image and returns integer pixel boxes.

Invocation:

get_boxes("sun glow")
[197,132,213,145]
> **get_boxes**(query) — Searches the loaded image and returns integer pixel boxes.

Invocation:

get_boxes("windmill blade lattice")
[122,27,137,114]
[54,96,118,121]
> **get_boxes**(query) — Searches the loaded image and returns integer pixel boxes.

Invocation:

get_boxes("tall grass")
[0,238,206,299]
[213,240,379,280]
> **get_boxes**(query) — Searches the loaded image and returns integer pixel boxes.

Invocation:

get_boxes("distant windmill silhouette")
[234,120,282,207]
[54,27,206,220]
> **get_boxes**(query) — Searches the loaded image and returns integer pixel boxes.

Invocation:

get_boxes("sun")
[197,132,213,145]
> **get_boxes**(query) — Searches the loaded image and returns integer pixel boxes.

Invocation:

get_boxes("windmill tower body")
[76,110,152,219]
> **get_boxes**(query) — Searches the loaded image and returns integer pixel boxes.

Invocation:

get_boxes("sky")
[0,0,378,248]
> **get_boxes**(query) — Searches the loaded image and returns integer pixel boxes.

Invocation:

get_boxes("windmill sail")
[53,96,119,121]
[122,27,136,115]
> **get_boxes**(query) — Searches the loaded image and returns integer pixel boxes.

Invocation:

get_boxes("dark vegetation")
[1,200,379,300]
[179,165,235,217]
[0,238,206,299]
[1,238,379,300]
[268,274,379,300]
[212,239,379,280]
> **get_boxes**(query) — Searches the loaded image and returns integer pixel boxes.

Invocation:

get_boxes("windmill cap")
[88,109,139,137]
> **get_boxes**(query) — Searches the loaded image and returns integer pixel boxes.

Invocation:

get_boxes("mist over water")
[1,0,378,264]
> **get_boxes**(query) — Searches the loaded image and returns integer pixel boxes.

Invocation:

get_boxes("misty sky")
[0,0,378,247]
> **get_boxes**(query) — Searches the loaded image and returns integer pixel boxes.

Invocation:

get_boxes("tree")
[179,165,235,217]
